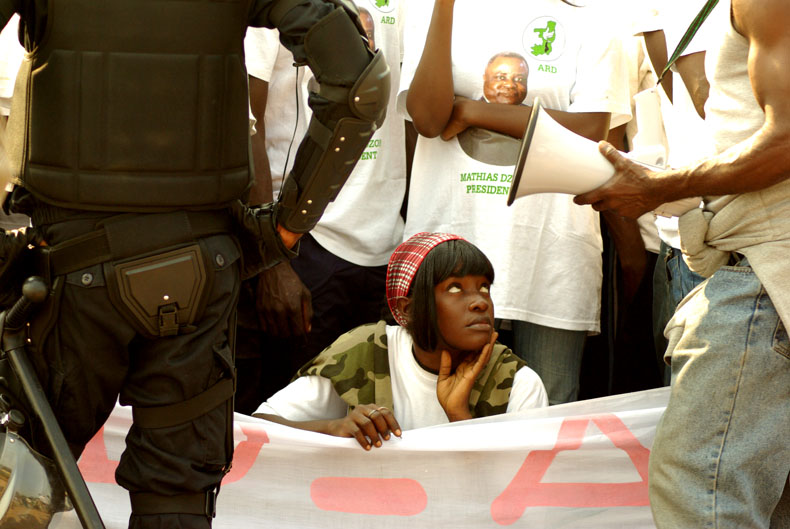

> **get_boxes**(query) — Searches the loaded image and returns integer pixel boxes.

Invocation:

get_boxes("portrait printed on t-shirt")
[457,51,530,165]
[358,7,376,51]
[482,52,529,106]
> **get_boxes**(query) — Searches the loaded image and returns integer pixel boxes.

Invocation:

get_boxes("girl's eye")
[480,284,490,293]
[448,285,462,293]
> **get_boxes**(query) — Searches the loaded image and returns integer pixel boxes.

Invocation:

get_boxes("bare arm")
[247,75,311,335]
[442,97,611,142]
[675,51,709,119]
[602,124,648,306]
[255,405,401,451]
[642,30,673,103]
[405,0,456,138]
[248,76,274,206]
[576,0,790,217]
[407,0,611,143]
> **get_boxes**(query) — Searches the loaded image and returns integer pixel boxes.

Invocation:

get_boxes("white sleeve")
[254,376,349,421]
[396,0,432,120]
[668,0,716,58]
[505,366,549,412]
[630,2,666,36]
[244,27,281,82]
[0,15,23,108]
[568,25,633,129]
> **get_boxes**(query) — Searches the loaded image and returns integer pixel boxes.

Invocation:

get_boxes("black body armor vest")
[7,0,254,211]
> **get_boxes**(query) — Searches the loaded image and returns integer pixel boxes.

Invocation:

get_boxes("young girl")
[253,232,547,450]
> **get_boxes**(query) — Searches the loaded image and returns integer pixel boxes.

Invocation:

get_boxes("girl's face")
[433,274,495,354]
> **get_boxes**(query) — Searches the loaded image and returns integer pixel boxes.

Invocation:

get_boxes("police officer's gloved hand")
[0,228,43,309]
[230,201,300,279]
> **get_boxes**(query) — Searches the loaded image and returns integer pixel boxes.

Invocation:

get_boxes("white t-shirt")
[633,0,716,249]
[398,0,631,332]
[244,0,407,266]
[0,15,23,116]
[255,325,548,430]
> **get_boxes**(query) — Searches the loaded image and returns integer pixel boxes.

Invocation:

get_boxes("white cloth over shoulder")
[678,0,790,327]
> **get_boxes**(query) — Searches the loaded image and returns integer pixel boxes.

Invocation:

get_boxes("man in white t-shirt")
[237,1,407,410]
[0,15,28,231]
[633,0,714,384]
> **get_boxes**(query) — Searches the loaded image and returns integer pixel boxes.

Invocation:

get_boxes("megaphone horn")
[507,97,616,206]
[507,97,700,217]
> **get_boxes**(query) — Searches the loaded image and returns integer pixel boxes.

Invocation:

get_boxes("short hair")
[486,51,529,71]
[405,239,495,351]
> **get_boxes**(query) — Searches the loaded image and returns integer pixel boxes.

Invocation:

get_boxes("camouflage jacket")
[295,320,526,418]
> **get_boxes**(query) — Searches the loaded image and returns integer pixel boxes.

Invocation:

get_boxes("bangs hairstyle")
[405,239,495,351]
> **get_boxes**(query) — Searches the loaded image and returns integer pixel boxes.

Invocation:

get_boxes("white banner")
[51,388,669,529]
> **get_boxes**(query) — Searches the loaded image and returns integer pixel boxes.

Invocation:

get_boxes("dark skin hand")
[574,142,666,218]
[601,124,648,305]
[406,0,611,143]
[247,74,309,335]
[576,0,790,218]
[436,331,497,421]
[256,404,402,451]
[255,261,312,338]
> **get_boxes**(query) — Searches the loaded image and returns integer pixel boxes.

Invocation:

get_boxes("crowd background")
[4,1,789,528]
[0,0,717,408]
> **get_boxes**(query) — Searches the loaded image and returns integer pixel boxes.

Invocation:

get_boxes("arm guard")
[230,201,298,279]
[269,2,391,233]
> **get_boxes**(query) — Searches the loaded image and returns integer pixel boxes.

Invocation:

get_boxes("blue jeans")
[511,321,586,405]
[649,258,790,528]
[653,242,706,385]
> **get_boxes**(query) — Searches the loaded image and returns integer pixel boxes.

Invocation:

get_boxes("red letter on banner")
[222,424,270,484]
[310,477,427,516]
[78,426,118,484]
[491,414,650,525]
[79,423,270,485]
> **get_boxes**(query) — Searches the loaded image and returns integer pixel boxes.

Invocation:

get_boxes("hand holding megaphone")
[573,142,701,218]
[507,97,700,218]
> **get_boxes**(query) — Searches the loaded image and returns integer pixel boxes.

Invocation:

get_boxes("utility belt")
[30,209,238,520]
[34,209,234,339]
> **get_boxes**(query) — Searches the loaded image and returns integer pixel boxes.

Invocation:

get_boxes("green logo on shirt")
[523,16,566,63]
[531,20,557,56]
[368,0,395,14]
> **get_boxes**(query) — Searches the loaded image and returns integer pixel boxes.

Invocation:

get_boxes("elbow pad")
[272,4,391,233]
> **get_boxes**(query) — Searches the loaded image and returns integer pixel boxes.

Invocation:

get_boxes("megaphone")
[507,97,700,217]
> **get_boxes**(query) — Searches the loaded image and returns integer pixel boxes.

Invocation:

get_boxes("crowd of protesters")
[1,0,788,527]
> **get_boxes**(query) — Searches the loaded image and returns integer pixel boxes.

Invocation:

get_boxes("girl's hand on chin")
[436,331,497,421]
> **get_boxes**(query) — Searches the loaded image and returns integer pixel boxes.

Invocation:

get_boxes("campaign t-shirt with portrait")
[398,0,630,332]
[244,0,406,266]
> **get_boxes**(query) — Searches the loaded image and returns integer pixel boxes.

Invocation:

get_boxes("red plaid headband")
[386,232,465,327]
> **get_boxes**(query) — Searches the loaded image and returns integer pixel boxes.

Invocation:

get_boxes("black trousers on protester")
[27,214,240,529]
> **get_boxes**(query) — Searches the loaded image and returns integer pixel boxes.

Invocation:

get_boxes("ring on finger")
[366,409,379,418]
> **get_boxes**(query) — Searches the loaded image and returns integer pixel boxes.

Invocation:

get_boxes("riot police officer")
[0,0,389,527]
